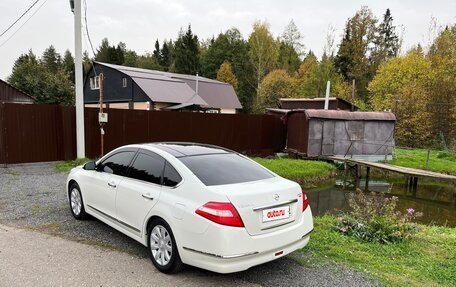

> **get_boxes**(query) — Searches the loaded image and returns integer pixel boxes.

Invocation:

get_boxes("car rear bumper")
[178,207,313,273]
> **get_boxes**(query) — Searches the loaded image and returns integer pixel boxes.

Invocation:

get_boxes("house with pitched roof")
[84,62,242,114]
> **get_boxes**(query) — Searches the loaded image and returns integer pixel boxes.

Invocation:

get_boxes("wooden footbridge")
[321,156,456,191]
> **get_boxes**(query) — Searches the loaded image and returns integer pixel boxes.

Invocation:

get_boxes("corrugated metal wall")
[83,108,285,159]
[0,103,286,164]
[0,103,76,164]
[286,112,395,159]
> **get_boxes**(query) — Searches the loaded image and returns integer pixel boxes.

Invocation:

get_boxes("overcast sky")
[0,0,455,79]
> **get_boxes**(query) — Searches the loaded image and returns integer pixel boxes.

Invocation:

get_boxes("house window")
[90,76,100,90]
[122,77,127,88]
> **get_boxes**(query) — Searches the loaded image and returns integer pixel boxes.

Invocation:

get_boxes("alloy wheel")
[150,225,172,266]
[70,188,82,216]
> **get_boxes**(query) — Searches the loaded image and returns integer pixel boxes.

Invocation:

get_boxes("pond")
[306,174,456,227]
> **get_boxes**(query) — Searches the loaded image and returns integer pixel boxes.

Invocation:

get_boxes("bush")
[336,190,422,244]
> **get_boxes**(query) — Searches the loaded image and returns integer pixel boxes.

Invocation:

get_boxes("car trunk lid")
[207,177,302,236]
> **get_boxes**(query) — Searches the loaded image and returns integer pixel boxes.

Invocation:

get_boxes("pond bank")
[297,216,456,287]
[252,157,336,188]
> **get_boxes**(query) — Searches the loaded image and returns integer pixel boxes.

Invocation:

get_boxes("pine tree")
[62,49,75,83]
[153,39,161,63]
[174,25,200,74]
[41,45,61,73]
[334,6,378,102]
[159,41,171,70]
[95,38,124,65]
[379,9,400,58]
[95,38,111,62]
[334,20,353,80]
[370,9,401,75]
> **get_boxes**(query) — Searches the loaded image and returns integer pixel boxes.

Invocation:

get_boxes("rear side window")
[163,162,182,187]
[98,151,135,176]
[179,153,274,186]
[128,153,165,185]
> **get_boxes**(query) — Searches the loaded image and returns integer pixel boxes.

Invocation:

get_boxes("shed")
[285,109,396,161]
[0,79,34,103]
[280,97,358,111]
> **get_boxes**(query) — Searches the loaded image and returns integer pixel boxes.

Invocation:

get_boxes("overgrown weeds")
[335,189,422,244]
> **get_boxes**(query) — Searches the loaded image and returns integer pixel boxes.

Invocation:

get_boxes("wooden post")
[425,149,430,170]
[452,185,456,208]
[343,161,348,190]
[365,166,370,191]
[412,177,418,195]
[355,164,360,188]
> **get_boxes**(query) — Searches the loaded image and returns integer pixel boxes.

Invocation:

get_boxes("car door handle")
[108,182,117,188]
[142,193,154,200]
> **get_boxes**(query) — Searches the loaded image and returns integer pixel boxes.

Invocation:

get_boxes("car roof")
[142,142,233,158]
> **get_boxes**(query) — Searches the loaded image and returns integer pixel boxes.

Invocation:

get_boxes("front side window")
[163,162,182,187]
[179,153,274,186]
[90,76,100,90]
[122,77,127,88]
[98,151,136,176]
[128,153,165,185]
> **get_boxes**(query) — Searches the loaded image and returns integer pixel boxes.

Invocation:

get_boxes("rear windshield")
[179,153,274,186]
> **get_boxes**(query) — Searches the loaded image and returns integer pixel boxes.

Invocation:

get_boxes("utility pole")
[71,0,85,158]
[351,79,355,112]
[324,81,330,110]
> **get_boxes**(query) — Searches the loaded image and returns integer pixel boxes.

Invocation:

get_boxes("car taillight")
[195,202,244,227]
[302,190,309,212]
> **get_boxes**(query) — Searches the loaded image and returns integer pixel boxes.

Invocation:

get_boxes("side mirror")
[83,161,96,171]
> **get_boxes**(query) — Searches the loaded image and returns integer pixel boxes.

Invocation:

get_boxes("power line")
[83,0,97,58]
[0,0,40,38]
[83,0,97,75]
[0,0,48,48]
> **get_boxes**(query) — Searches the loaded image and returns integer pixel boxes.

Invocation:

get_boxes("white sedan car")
[66,143,313,274]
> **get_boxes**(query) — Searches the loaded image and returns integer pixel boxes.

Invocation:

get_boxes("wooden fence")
[0,103,286,164]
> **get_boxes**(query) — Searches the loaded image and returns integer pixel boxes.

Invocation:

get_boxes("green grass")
[253,157,336,187]
[55,158,92,173]
[389,148,456,175]
[297,216,456,286]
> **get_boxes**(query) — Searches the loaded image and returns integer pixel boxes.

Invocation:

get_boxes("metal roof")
[292,109,396,121]
[266,108,289,114]
[97,62,241,109]
[0,79,35,103]
[280,97,359,110]
[280,97,339,102]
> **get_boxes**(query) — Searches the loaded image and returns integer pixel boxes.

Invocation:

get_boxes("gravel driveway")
[0,162,378,287]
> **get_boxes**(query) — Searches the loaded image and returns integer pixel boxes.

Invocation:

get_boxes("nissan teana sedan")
[66,143,313,274]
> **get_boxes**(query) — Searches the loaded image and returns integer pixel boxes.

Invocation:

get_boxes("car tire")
[69,183,87,220]
[147,218,183,273]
